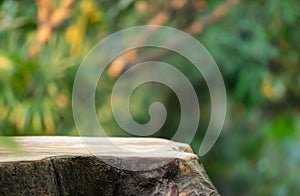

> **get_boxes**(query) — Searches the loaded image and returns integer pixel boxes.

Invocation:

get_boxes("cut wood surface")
[0,137,219,195]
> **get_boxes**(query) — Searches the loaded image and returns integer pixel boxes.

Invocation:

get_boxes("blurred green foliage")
[0,0,300,195]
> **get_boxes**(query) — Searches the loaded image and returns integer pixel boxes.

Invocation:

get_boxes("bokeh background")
[0,0,299,195]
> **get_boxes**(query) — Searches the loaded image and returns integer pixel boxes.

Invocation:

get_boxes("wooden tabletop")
[0,137,219,195]
[0,136,197,163]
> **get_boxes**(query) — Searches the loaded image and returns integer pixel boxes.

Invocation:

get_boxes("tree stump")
[0,137,219,195]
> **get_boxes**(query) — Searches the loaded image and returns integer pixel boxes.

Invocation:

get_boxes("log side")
[0,137,219,195]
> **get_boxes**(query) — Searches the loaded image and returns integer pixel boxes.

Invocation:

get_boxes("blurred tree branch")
[29,0,74,58]
[108,0,239,78]
[108,0,189,77]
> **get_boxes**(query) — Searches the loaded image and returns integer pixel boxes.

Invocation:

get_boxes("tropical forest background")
[0,0,299,195]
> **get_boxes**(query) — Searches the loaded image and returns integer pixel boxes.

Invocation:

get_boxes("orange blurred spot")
[29,43,41,58]
[190,22,203,34]
[62,0,74,8]
[56,94,69,108]
[37,0,54,23]
[108,50,137,78]
[170,0,188,10]
[109,58,126,78]
[148,12,169,25]
[213,6,228,21]
[50,8,71,27]
[193,0,207,11]
[135,1,149,15]
[36,23,52,43]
